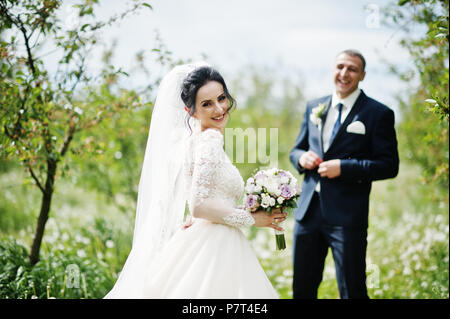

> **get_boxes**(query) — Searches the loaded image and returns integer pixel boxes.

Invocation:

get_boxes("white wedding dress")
[141,128,279,298]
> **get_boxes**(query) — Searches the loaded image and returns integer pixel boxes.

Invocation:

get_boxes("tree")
[384,0,449,193]
[0,0,154,264]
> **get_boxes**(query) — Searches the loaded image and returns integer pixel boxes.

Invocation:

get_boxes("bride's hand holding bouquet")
[244,168,301,250]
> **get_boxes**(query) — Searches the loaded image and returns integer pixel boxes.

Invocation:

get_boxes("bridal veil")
[104,62,208,298]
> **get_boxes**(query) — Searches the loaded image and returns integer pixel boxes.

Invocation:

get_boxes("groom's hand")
[299,151,323,170]
[318,159,341,178]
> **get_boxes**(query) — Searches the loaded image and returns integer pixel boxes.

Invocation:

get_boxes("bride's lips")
[212,113,227,122]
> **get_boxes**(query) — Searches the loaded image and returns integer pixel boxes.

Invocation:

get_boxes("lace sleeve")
[223,208,255,227]
[189,129,255,228]
[189,129,223,208]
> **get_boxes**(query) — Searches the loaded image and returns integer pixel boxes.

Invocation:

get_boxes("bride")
[104,62,286,299]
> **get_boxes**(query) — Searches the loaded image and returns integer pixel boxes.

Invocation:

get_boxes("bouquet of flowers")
[244,168,301,250]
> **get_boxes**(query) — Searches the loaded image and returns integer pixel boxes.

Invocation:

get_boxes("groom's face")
[333,53,366,98]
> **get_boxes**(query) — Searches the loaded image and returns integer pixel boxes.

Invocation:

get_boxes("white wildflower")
[434,214,443,224]
[74,106,83,115]
[414,261,422,270]
[81,236,90,245]
[428,265,438,271]
[411,231,420,241]
[105,240,115,248]
[387,269,395,279]
[403,266,412,275]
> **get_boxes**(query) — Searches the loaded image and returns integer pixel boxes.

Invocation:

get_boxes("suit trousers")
[292,192,369,299]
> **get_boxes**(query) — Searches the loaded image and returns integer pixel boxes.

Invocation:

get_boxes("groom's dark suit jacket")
[290,90,399,228]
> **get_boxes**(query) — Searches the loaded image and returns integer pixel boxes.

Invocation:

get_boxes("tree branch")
[3,124,13,138]
[18,16,37,77]
[60,120,76,157]
[70,53,87,92]
[28,166,45,194]
[0,2,14,25]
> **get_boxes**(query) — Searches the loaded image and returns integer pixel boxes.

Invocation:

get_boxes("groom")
[289,49,399,299]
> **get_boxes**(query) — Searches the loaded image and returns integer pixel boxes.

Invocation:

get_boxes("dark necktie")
[330,102,344,143]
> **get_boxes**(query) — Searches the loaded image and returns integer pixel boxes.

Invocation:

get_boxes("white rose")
[289,179,296,188]
[275,189,281,197]
[268,182,281,197]
[255,178,265,187]
[277,197,284,204]
[268,173,278,182]
[260,200,269,208]
[261,193,272,207]
[245,183,255,193]
[279,176,289,184]
[269,197,276,206]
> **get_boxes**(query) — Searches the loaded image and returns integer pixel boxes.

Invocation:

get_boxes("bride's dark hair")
[181,66,236,133]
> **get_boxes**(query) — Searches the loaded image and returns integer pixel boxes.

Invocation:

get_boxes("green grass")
[0,161,448,299]
[245,162,449,299]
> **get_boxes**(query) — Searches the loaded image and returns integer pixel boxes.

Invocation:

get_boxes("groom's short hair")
[337,49,366,71]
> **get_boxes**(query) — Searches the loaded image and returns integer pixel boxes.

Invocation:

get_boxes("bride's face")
[193,80,229,132]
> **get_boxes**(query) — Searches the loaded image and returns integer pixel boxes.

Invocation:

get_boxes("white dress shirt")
[315,88,361,193]
[322,88,361,152]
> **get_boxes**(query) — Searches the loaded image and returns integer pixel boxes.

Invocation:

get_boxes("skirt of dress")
[142,218,279,299]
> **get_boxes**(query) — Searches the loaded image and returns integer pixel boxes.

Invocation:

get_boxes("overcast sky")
[55,0,420,116]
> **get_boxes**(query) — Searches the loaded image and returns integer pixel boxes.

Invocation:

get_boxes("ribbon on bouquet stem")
[273,219,286,250]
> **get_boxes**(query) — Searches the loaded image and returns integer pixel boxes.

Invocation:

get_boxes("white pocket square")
[346,121,366,135]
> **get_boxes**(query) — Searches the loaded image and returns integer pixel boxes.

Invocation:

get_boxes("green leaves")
[0,0,154,175]
[385,0,449,191]
[142,3,153,10]
[0,0,164,266]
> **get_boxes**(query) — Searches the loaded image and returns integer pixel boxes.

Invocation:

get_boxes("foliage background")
[0,0,448,299]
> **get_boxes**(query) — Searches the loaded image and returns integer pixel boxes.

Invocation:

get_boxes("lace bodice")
[185,128,254,228]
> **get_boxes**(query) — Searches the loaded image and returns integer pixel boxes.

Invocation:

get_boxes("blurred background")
[0,0,448,299]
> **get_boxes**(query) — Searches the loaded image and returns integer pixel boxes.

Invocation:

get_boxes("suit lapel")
[319,96,332,156]
[325,91,367,154]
